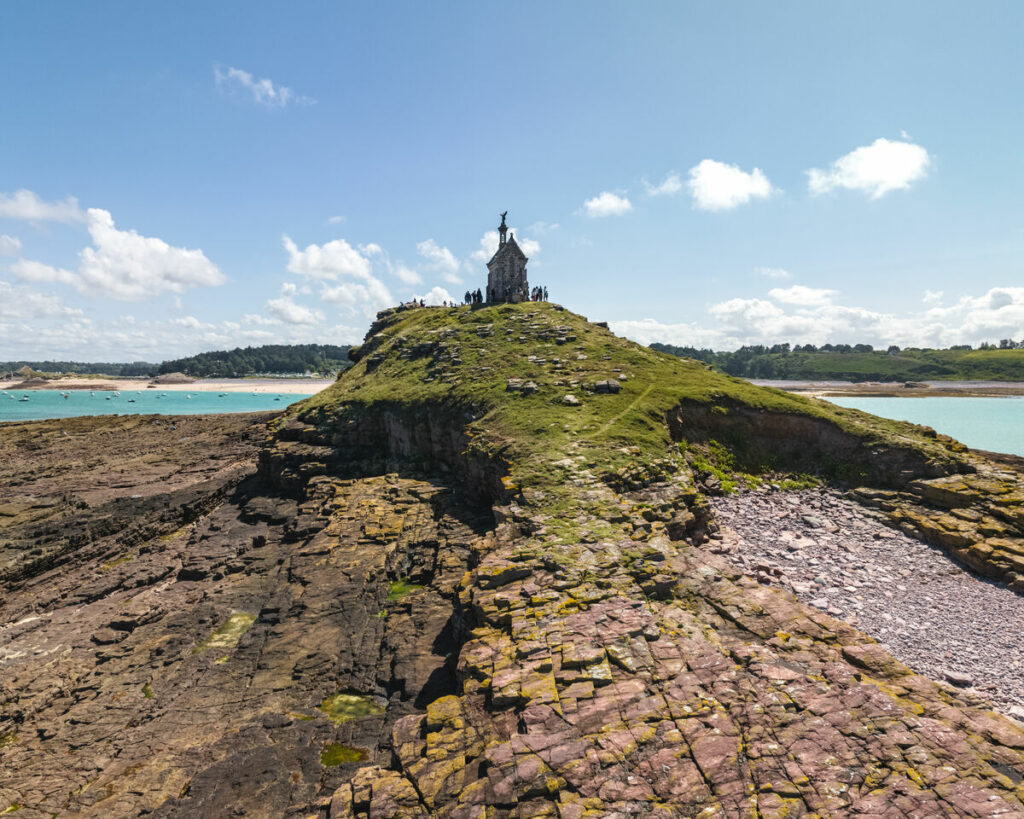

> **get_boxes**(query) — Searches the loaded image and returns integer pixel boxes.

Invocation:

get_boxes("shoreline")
[749,379,1024,398]
[0,376,336,395]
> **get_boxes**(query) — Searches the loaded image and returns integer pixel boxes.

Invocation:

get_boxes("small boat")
[185,394,191,399]
[19,396,29,402]
[219,393,227,397]
[106,395,112,400]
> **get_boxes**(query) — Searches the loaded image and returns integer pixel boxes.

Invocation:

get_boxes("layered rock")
[4,303,1024,817]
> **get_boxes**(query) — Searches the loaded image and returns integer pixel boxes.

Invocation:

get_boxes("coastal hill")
[0,343,353,381]
[2,302,1024,816]
[652,341,1024,382]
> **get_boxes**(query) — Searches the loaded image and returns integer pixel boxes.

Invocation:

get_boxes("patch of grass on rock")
[321,743,367,766]
[318,693,385,725]
[192,612,256,655]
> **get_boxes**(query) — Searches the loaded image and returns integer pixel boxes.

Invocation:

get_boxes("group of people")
[463,289,484,305]
[529,286,548,302]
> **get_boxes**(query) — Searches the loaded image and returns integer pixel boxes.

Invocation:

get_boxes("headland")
[3,302,1024,817]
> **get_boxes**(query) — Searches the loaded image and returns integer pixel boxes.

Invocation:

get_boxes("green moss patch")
[100,555,133,572]
[193,612,256,654]
[0,731,16,748]
[142,682,154,699]
[321,743,368,766]
[318,693,385,724]
[387,578,422,601]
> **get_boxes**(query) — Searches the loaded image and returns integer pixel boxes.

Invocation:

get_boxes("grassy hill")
[651,343,1024,381]
[290,302,970,546]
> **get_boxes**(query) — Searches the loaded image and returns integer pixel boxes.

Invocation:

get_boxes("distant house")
[486,212,529,303]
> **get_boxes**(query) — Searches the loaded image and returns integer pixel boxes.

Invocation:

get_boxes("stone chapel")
[486,212,528,303]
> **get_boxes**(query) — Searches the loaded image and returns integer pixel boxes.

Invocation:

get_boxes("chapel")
[486,212,529,303]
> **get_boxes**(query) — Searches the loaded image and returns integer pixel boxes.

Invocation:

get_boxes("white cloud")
[417,238,460,275]
[213,64,314,107]
[768,284,837,307]
[411,286,455,306]
[469,229,540,265]
[10,258,78,286]
[755,267,791,280]
[170,315,202,329]
[281,234,392,315]
[0,189,84,223]
[11,208,224,300]
[582,191,633,218]
[266,295,325,325]
[807,138,930,199]
[612,285,1024,350]
[392,263,423,286]
[320,278,392,316]
[283,235,372,280]
[0,235,22,255]
[923,289,944,305]
[643,172,683,197]
[328,215,345,225]
[0,280,82,319]
[687,160,773,211]
[527,221,559,234]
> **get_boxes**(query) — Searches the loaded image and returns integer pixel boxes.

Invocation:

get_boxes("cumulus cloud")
[417,238,461,283]
[612,285,1024,350]
[0,189,84,223]
[11,208,224,300]
[281,234,393,315]
[392,264,423,286]
[411,286,455,306]
[923,289,944,305]
[643,172,683,197]
[687,160,773,211]
[213,64,314,107]
[755,267,791,280]
[320,279,392,315]
[0,235,22,255]
[767,285,837,306]
[266,291,325,325]
[283,235,372,280]
[0,280,83,319]
[583,192,633,218]
[807,137,930,199]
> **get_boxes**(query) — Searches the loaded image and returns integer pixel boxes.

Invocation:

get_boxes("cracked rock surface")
[5,303,1024,817]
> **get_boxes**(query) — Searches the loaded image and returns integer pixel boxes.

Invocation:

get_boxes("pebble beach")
[710,488,1024,717]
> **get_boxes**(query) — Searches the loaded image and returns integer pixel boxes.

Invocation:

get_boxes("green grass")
[284,302,969,545]
[386,578,422,601]
[320,743,368,766]
[318,693,385,724]
[142,682,154,699]
[192,612,256,655]
[100,555,133,572]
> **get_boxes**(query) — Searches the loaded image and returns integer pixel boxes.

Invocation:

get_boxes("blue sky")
[2,1,1023,360]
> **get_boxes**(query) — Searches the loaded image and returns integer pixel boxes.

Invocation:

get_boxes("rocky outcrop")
[5,303,1024,817]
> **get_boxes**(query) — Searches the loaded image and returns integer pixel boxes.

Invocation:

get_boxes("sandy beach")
[0,376,336,395]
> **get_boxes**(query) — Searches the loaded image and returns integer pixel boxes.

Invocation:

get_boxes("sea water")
[828,396,1024,457]
[0,389,313,423]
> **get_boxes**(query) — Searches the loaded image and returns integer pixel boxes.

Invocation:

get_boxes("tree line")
[650,340,1024,381]
[2,344,353,380]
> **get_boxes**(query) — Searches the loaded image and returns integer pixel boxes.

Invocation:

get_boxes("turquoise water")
[0,389,313,423]
[829,396,1024,456]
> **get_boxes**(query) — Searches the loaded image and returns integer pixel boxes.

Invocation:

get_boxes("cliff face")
[3,303,1024,818]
